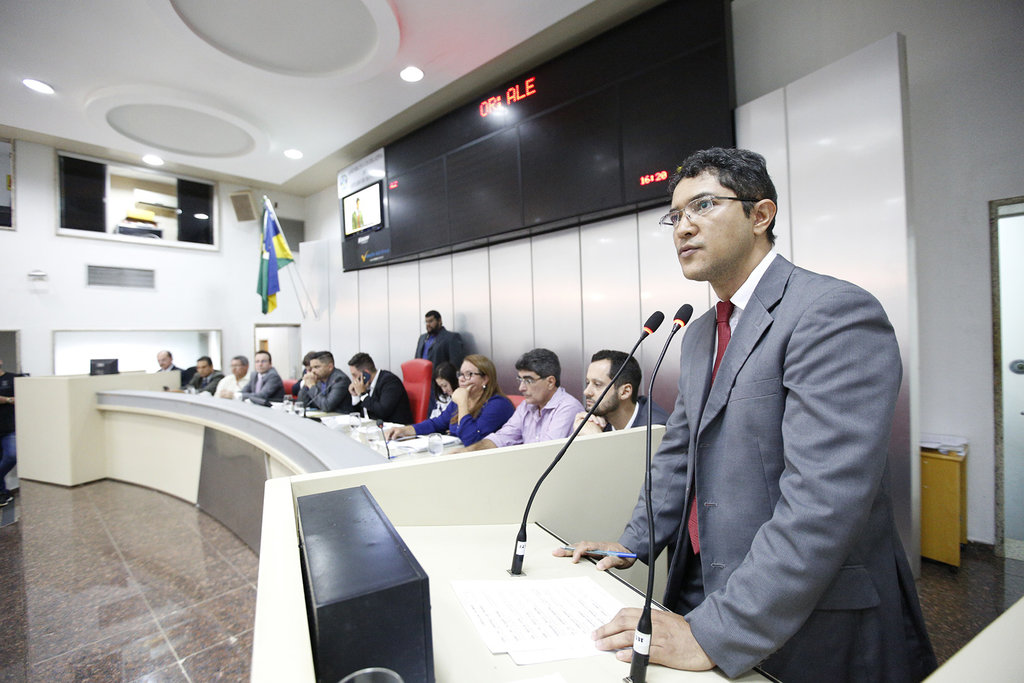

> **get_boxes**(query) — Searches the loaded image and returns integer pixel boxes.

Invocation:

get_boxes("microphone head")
[673,304,694,327]
[642,311,665,336]
[376,418,384,428]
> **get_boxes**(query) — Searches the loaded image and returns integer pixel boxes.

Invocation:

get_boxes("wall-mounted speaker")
[229,191,259,222]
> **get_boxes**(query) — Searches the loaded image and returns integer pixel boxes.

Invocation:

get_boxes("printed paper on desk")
[451,576,623,664]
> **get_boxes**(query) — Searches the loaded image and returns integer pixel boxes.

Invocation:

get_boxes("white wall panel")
[735,87,793,260]
[784,34,916,563]
[580,216,642,384]
[488,240,534,395]
[329,246,360,365]
[298,239,331,354]
[636,204,711,410]
[356,266,391,370]
[386,260,422,376]
[451,247,492,357]
[418,254,454,329]
[531,229,584,397]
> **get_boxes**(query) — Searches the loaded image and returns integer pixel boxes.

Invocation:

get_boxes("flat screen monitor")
[90,358,119,376]
[342,182,384,237]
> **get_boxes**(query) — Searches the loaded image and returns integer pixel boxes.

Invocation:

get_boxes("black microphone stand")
[627,304,692,683]
[376,418,392,460]
[509,311,665,576]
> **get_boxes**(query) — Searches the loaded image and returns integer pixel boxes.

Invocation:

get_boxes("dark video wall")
[344,0,733,270]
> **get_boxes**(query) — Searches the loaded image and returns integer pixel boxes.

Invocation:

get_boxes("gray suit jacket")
[619,255,935,680]
[241,367,284,403]
[296,368,350,413]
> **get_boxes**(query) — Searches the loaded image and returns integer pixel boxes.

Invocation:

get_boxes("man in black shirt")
[346,352,413,424]
[0,358,24,507]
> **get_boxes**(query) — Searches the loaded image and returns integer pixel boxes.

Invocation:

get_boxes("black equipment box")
[296,485,434,683]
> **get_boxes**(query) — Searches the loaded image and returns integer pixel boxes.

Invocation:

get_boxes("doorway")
[991,196,1024,562]
[0,331,19,373]
[253,324,302,383]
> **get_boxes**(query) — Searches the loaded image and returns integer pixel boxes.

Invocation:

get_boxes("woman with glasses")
[386,354,514,446]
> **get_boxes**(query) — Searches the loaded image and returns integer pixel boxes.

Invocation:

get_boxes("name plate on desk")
[296,485,434,683]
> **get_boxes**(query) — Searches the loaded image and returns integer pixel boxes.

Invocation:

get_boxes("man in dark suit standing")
[560,148,936,681]
[414,310,464,368]
[346,352,413,424]
[297,351,350,413]
[240,350,285,403]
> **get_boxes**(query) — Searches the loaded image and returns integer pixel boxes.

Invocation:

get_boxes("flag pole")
[261,195,320,320]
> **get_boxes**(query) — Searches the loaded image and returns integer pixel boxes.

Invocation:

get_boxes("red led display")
[479,76,537,117]
[389,180,398,189]
[639,170,669,186]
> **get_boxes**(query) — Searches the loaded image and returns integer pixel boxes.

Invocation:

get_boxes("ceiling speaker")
[229,190,259,222]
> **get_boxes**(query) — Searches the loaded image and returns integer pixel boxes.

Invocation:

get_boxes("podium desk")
[253,426,767,681]
[397,522,767,682]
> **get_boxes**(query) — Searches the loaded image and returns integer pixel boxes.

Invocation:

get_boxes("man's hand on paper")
[593,607,715,671]
[552,541,636,571]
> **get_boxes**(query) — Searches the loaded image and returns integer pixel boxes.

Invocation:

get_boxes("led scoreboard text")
[479,76,537,117]
[639,170,669,186]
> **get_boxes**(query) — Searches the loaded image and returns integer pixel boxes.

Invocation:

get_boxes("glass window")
[58,152,217,248]
[1,139,12,229]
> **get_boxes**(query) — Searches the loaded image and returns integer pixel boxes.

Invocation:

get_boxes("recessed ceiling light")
[142,154,164,166]
[22,78,55,95]
[284,148,303,160]
[194,213,210,220]
[400,66,424,83]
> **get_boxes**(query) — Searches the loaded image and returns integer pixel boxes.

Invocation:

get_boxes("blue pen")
[561,545,637,559]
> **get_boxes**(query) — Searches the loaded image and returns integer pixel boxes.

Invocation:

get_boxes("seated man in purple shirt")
[464,348,583,451]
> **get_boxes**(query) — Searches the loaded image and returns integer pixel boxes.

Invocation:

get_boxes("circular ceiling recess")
[170,0,381,76]
[106,104,255,157]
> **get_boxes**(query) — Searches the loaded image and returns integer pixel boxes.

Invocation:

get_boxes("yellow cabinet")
[920,448,967,566]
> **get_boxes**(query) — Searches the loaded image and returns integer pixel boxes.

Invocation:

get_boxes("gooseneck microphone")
[508,311,665,576]
[376,418,392,460]
[627,304,693,683]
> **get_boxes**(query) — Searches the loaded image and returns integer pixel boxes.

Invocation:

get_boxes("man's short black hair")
[196,356,213,366]
[301,350,318,367]
[313,350,335,365]
[590,349,641,405]
[347,352,376,372]
[425,310,441,320]
[670,147,779,244]
[232,355,249,367]
[515,348,561,387]
[255,350,272,362]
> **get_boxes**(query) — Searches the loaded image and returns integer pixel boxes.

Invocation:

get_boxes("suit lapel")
[696,256,794,438]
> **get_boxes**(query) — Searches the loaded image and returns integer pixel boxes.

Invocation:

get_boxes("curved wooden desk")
[14,372,384,552]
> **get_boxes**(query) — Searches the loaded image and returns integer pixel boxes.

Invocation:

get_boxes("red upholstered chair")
[282,378,298,397]
[401,359,434,424]
[508,394,525,409]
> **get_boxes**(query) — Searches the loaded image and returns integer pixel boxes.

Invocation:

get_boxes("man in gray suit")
[296,350,350,413]
[559,148,936,681]
[240,350,284,404]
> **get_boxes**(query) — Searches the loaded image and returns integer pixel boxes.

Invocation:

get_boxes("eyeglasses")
[517,375,542,385]
[658,195,758,229]
[457,371,484,379]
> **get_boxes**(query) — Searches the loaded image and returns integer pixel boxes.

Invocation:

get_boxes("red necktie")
[689,300,734,554]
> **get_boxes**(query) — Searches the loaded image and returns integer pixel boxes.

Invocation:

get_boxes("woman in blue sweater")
[386,354,513,447]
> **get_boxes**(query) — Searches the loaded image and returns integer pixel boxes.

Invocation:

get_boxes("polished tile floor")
[0,480,257,681]
[0,478,1022,681]
[918,543,1024,664]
